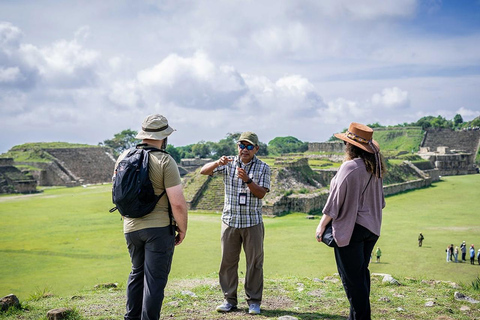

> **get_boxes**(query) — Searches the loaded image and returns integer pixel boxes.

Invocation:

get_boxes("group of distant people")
[445,241,480,265]
[418,234,480,265]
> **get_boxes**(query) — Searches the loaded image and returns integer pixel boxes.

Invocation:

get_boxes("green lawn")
[0,175,479,302]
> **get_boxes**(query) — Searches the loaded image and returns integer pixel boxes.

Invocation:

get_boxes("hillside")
[373,127,424,155]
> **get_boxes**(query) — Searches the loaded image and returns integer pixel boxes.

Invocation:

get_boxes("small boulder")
[454,292,479,303]
[0,294,20,312]
[382,274,401,285]
[46,308,73,320]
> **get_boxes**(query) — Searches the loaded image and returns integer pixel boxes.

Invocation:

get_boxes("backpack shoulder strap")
[136,143,170,155]
[136,143,174,234]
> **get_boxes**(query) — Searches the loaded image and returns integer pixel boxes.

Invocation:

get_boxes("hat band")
[346,131,370,144]
[142,125,169,132]
[346,130,383,179]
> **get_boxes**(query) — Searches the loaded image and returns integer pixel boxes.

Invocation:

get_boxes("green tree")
[99,129,139,157]
[257,141,269,156]
[268,136,308,155]
[177,145,194,159]
[211,132,241,159]
[414,116,434,130]
[453,114,464,127]
[192,141,211,158]
[165,145,181,163]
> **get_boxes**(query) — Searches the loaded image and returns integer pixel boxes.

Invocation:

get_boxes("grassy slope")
[373,127,424,154]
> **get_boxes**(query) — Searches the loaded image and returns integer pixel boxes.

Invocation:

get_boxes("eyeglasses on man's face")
[238,143,255,151]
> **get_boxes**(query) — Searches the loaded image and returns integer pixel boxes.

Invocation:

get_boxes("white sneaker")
[216,301,237,312]
[249,303,261,314]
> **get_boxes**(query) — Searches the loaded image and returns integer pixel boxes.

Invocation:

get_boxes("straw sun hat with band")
[334,122,383,178]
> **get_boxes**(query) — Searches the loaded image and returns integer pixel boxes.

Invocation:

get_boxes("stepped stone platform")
[419,128,480,176]
[0,158,37,193]
[16,147,116,187]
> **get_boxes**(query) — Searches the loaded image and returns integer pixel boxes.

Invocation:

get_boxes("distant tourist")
[418,233,424,247]
[446,245,451,262]
[460,241,467,262]
[470,245,476,265]
[375,247,382,263]
[315,122,386,320]
[477,249,480,265]
[454,246,459,263]
[449,244,454,261]
[200,131,271,315]
[114,114,188,320]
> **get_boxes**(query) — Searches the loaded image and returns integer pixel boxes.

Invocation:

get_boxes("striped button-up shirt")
[213,155,271,228]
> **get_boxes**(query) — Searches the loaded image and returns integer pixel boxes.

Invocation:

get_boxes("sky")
[1,0,480,153]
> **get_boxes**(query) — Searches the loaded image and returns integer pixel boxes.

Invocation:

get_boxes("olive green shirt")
[114,148,181,234]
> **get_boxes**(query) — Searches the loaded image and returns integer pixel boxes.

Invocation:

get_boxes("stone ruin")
[0,146,116,193]
[0,158,37,194]
[418,128,480,176]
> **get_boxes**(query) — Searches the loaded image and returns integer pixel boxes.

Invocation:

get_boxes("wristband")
[246,178,253,184]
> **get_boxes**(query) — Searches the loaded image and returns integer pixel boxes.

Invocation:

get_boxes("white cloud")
[136,52,247,110]
[0,21,22,51]
[0,66,22,83]
[370,87,410,109]
[323,98,364,124]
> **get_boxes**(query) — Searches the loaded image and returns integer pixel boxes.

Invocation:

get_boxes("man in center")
[200,131,271,315]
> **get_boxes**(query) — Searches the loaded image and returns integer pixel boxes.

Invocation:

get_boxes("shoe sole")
[216,307,237,313]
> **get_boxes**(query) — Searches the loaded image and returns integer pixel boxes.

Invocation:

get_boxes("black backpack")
[109,144,168,218]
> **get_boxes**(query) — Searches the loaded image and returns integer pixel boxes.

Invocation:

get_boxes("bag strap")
[362,174,373,195]
[136,143,170,155]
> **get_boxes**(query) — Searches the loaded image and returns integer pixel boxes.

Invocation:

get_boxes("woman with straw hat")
[316,122,386,320]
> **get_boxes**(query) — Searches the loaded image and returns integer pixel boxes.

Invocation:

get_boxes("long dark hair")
[345,143,386,178]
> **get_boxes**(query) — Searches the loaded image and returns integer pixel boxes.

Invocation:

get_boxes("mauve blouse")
[322,158,385,247]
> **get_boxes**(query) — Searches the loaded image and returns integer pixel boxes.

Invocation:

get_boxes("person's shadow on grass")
[258,308,347,319]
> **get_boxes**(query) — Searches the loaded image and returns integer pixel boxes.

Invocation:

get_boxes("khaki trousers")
[219,222,264,306]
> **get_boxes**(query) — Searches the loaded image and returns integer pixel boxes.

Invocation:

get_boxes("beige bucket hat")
[135,114,175,140]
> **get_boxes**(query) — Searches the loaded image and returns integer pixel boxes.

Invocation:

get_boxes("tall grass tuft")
[28,287,54,301]
[472,276,480,291]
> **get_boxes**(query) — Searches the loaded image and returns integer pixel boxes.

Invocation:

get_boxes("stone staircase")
[193,175,224,211]
[422,128,480,154]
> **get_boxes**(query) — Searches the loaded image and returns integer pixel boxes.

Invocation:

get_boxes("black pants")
[334,224,379,320]
[124,226,175,320]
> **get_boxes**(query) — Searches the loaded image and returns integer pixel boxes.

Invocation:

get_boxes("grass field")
[0,175,479,302]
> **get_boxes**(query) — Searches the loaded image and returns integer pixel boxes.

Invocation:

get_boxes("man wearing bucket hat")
[115,114,188,320]
[315,122,386,320]
[200,131,271,315]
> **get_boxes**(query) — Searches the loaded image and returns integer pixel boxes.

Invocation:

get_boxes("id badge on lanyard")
[239,187,247,206]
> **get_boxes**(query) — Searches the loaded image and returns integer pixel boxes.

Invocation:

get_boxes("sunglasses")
[238,143,255,150]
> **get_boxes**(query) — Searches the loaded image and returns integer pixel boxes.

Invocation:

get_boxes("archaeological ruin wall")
[0,158,37,193]
[308,141,344,153]
[418,128,480,176]
[15,147,116,187]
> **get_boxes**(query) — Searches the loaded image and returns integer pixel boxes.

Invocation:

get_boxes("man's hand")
[175,226,186,246]
[217,156,233,166]
[236,167,249,182]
